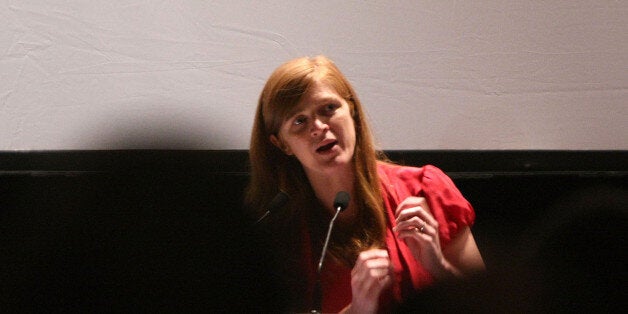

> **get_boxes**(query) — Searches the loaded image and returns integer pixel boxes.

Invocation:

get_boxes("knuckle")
[368,269,379,278]
[400,196,419,207]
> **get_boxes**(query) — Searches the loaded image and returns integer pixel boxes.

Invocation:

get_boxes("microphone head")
[268,190,289,213]
[333,191,350,211]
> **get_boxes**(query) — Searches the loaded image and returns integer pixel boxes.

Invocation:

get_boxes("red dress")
[301,162,476,313]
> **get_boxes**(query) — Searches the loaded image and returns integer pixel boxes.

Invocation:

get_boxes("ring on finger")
[419,223,426,233]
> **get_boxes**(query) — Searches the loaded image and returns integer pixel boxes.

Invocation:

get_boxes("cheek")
[282,134,308,154]
[342,118,357,143]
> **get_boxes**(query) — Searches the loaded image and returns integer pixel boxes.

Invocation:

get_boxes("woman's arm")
[442,226,485,275]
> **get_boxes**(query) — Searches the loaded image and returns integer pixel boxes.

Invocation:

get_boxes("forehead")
[289,81,343,113]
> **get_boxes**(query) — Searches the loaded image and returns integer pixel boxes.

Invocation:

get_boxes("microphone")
[312,191,350,313]
[255,190,289,224]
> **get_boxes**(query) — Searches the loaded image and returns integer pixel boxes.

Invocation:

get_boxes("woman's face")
[270,80,356,177]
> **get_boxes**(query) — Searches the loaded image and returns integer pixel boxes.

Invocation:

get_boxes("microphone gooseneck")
[255,190,289,224]
[318,191,350,272]
[312,191,350,313]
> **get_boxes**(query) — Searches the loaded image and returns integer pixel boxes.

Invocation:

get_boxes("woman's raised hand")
[393,196,460,279]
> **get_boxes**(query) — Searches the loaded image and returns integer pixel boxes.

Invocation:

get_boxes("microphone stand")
[311,205,343,314]
[254,191,288,225]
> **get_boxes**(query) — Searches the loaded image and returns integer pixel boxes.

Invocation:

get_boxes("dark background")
[1,150,626,312]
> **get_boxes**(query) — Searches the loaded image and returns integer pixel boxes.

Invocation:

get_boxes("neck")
[306,166,355,216]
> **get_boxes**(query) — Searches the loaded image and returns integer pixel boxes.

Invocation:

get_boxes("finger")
[395,196,430,217]
[352,249,390,275]
[395,206,424,222]
[394,197,421,217]
[397,227,433,241]
[397,211,438,235]
[393,215,425,232]
[399,222,437,238]
[367,266,391,279]
[354,249,389,268]
[358,260,391,279]
[358,248,388,259]
[396,203,434,222]
[352,264,391,294]
[363,268,392,291]
[416,207,438,227]
[397,210,439,233]
[365,256,391,267]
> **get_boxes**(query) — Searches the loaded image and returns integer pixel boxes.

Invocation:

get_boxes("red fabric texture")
[301,162,476,313]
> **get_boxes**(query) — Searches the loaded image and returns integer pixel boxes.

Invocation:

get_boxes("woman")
[246,55,485,313]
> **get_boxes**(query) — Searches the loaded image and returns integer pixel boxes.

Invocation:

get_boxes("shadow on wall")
[1,120,283,312]
[92,116,231,149]
[395,184,628,313]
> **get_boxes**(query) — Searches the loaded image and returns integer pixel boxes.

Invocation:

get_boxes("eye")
[293,116,306,126]
[323,103,338,114]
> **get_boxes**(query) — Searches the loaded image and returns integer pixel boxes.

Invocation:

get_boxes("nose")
[310,117,329,137]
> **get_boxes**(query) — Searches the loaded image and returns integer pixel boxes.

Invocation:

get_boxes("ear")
[270,134,293,155]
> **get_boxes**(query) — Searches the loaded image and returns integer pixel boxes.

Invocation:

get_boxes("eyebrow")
[285,105,305,121]
[284,94,341,120]
[304,95,341,107]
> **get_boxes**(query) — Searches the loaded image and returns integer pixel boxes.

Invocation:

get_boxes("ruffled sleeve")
[379,162,475,247]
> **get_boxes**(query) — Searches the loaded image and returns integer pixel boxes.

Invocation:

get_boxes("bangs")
[260,55,354,135]
[263,74,313,135]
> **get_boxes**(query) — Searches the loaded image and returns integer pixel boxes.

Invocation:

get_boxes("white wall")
[1,0,626,150]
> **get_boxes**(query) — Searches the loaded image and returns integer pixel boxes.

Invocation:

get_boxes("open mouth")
[316,141,337,153]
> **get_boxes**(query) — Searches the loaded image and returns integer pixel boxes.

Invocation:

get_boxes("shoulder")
[419,164,459,191]
[377,161,450,187]
[378,162,453,198]
[377,161,421,177]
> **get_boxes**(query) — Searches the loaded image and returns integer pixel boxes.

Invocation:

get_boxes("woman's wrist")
[341,302,377,314]
[433,258,463,280]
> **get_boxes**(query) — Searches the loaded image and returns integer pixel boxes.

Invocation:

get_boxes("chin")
[326,152,354,169]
